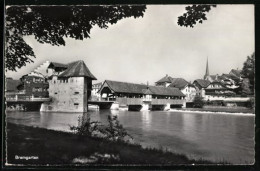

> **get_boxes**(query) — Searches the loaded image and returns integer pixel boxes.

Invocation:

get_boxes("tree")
[101,115,132,142]
[193,95,205,108]
[5,5,218,71]
[177,5,216,28]
[5,5,146,71]
[241,52,255,94]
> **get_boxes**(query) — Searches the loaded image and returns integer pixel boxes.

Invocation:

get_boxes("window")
[74,92,79,95]
[55,92,58,94]
[74,103,79,109]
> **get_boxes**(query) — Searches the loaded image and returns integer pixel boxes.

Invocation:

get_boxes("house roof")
[48,62,68,69]
[93,82,103,86]
[155,75,173,83]
[221,73,240,82]
[6,78,21,92]
[193,79,211,88]
[102,80,185,96]
[58,60,97,80]
[168,78,189,89]
[229,69,241,78]
[206,81,228,89]
[207,75,219,81]
[221,74,231,79]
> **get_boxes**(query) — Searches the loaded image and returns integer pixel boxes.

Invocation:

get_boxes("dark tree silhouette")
[5,5,146,71]
[178,5,216,28]
[241,52,255,94]
[193,94,205,108]
[6,5,218,71]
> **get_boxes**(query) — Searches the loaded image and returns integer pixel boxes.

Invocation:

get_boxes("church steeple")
[204,57,209,79]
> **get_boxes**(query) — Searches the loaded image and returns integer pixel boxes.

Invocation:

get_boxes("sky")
[5,5,254,85]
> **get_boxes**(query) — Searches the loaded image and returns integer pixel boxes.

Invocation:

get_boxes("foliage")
[193,95,205,108]
[101,115,133,142]
[240,78,251,95]
[241,52,255,94]
[248,97,255,109]
[178,5,216,28]
[70,115,101,137]
[70,115,132,142]
[5,5,146,71]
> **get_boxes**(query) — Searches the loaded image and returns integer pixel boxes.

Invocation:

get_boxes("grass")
[175,107,254,114]
[6,122,215,165]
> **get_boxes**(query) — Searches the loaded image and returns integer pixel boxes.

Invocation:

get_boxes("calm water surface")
[6,109,255,164]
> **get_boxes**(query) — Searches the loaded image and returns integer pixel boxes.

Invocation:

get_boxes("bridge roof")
[148,86,185,97]
[101,80,185,97]
[104,80,147,94]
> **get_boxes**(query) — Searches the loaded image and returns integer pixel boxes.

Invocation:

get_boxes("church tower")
[204,57,209,79]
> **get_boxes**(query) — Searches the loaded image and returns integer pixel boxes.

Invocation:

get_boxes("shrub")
[70,115,101,137]
[193,95,205,108]
[248,97,255,109]
[100,115,133,142]
[70,115,132,143]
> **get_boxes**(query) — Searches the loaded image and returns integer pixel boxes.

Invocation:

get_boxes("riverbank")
[6,122,215,165]
[171,107,254,114]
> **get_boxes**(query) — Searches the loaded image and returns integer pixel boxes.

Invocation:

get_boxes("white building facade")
[41,60,96,112]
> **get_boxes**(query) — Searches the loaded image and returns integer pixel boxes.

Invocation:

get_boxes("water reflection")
[6,110,254,164]
[141,111,152,130]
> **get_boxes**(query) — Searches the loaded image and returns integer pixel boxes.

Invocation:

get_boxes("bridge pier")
[110,102,119,110]
[7,101,43,111]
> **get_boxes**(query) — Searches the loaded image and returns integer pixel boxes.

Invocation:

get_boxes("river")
[6,109,255,164]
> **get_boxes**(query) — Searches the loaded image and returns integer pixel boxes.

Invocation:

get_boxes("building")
[155,75,196,105]
[168,78,197,103]
[229,69,242,79]
[98,80,186,111]
[193,79,211,97]
[10,61,51,98]
[17,72,49,98]
[5,77,21,95]
[203,58,242,88]
[41,60,97,112]
[155,74,173,87]
[204,81,232,101]
[91,82,103,101]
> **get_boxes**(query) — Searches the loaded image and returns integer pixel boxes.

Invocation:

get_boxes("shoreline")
[6,122,216,165]
[169,108,255,115]
[115,107,254,115]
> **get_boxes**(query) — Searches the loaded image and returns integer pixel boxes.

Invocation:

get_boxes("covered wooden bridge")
[98,80,186,111]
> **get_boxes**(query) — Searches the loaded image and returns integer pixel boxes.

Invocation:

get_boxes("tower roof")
[204,57,209,79]
[58,60,97,80]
